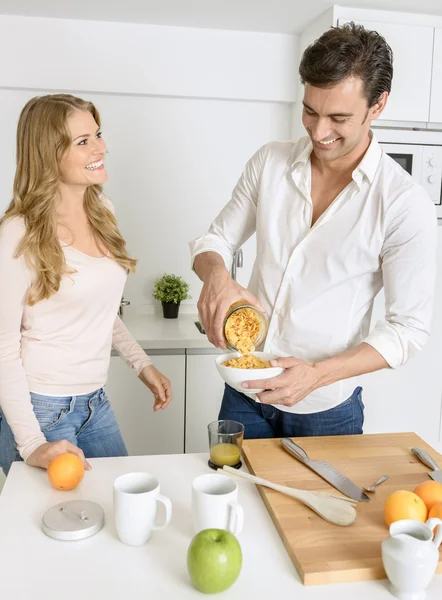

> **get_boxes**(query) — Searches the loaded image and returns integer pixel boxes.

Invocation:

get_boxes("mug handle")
[426,517,442,547]
[153,494,172,530]
[227,502,244,535]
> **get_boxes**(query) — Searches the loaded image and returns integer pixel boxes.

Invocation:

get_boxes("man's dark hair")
[299,22,393,107]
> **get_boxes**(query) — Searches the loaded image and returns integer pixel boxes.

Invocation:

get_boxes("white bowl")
[215,351,284,394]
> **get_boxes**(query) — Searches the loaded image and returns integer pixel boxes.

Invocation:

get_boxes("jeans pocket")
[97,388,107,403]
[354,386,365,411]
[31,401,67,433]
[77,392,102,435]
[352,387,364,434]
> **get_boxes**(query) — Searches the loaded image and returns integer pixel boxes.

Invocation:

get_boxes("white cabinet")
[430,28,442,123]
[185,352,225,453]
[358,229,442,444]
[107,350,225,456]
[338,19,434,123]
[106,353,185,455]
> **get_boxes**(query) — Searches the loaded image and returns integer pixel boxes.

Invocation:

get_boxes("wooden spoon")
[221,465,357,527]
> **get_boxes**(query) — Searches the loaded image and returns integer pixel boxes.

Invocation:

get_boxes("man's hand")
[139,365,172,411]
[242,356,320,407]
[242,343,389,407]
[196,257,264,349]
[27,440,92,470]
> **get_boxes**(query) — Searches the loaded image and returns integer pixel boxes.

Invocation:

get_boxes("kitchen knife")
[281,438,371,502]
[411,447,442,483]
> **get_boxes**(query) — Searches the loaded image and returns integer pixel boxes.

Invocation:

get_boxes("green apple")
[187,528,242,593]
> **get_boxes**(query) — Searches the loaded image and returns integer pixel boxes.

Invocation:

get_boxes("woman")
[0,94,172,474]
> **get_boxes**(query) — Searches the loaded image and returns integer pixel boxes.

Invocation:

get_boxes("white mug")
[192,473,244,535]
[113,472,172,546]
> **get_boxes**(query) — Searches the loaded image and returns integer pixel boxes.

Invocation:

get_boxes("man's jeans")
[218,384,364,438]
[0,387,128,475]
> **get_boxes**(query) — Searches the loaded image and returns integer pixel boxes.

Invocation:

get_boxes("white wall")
[0,15,297,103]
[0,15,298,307]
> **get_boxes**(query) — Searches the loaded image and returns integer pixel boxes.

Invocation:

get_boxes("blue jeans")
[0,388,128,475]
[218,385,364,438]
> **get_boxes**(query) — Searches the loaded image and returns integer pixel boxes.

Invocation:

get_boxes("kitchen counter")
[120,306,217,351]
[1,444,442,599]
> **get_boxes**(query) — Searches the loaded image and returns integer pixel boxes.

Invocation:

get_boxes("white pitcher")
[381,518,442,600]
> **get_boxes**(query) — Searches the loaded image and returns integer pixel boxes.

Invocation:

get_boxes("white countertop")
[120,306,217,350]
[1,444,442,600]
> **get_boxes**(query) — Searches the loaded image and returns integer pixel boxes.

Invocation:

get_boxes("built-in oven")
[375,129,442,218]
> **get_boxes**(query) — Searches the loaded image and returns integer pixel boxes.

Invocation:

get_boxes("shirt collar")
[352,132,382,186]
[291,139,313,171]
[290,132,382,185]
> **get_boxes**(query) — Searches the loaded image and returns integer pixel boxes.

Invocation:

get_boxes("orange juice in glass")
[208,420,245,470]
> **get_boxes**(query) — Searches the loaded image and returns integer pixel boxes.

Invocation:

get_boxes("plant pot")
[162,302,180,319]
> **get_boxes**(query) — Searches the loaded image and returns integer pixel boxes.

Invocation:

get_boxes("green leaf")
[152,274,192,304]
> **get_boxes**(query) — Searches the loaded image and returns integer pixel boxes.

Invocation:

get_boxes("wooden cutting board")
[241,432,442,586]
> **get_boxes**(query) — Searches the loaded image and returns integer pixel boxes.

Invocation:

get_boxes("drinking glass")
[207,419,245,470]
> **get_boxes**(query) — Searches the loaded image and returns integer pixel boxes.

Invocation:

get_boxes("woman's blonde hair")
[0,93,137,305]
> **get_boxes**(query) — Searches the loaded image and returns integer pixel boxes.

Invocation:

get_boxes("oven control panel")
[422,146,442,205]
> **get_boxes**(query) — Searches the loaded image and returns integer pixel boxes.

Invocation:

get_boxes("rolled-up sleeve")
[363,188,438,367]
[189,144,268,269]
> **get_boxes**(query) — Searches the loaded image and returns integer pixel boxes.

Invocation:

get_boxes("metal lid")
[41,500,105,541]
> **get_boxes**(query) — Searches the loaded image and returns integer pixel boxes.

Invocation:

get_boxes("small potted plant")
[152,274,191,319]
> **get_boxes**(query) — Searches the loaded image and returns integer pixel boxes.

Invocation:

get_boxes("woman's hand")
[27,440,92,470]
[139,365,172,411]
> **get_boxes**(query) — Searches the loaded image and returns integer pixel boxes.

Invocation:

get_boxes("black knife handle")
[411,447,441,471]
[281,438,310,463]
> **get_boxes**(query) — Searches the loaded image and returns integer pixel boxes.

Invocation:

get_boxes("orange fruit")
[429,501,442,520]
[47,453,84,491]
[384,490,428,526]
[413,481,442,511]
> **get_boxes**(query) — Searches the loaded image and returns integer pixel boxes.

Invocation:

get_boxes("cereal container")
[223,301,268,353]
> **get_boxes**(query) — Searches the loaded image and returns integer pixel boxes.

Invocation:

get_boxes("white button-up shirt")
[189,135,438,414]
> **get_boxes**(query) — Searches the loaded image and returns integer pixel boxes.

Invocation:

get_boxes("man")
[189,23,438,439]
